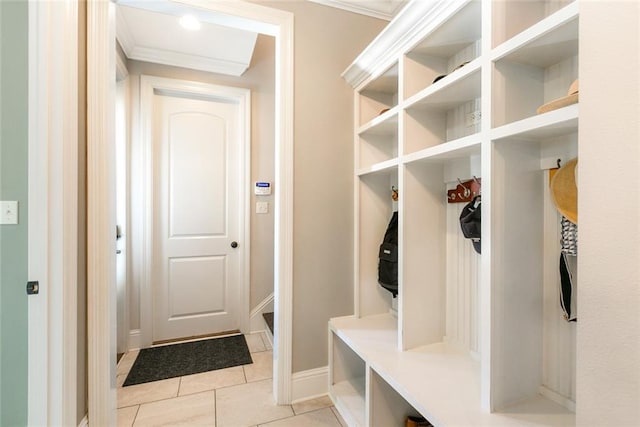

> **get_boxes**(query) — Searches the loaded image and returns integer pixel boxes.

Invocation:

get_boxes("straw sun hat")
[537,79,579,114]
[550,158,578,224]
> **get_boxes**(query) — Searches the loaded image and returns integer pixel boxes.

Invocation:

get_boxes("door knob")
[231,241,238,248]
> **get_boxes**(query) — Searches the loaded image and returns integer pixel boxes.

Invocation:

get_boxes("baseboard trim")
[262,325,274,348]
[539,385,576,412]
[128,329,141,351]
[291,366,328,403]
[78,415,88,427]
[250,293,274,333]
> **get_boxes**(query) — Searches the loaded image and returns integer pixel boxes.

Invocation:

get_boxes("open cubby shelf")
[335,1,580,425]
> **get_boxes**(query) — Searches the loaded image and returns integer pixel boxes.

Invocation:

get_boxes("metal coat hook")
[457,178,471,198]
[448,177,482,203]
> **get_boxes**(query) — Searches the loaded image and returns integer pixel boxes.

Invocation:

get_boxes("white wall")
[125,34,276,331]
[258,1,387,372]
[577,2,640,424]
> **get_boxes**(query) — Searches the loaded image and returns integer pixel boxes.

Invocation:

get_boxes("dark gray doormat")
[123,334,253,386]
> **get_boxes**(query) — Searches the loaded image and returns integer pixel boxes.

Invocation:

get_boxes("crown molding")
[342,0,468,89]
[115,51,129,82]
[127,46,249,76]
[114,5,135,57]
[307,0,404,21]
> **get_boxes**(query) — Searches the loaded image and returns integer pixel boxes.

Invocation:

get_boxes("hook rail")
[448,177,481,203]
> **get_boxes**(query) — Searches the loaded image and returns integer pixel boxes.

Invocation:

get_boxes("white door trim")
[28,0,79,425]
[88,1,295,424]
[87,1,117,425]
[138,75,251,346]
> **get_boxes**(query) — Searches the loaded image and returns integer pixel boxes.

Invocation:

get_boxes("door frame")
[138,75,251,346]
[87,1,295,425]
[28,1,79,425]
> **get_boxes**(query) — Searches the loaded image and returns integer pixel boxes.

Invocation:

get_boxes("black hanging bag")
[378,212,398,297]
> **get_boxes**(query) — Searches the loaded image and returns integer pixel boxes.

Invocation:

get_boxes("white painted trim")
[114,5,134,57]
[240,80,253,338]
[87,2,117,426]
[307,0,398,21]
[269,5,295,406]
[126,46,250,77]
[28,3,49,424]
[250,293,275,333]
[115,51,128,82]
[128,329,141,351]
[539,385,576,413]
[342,0,468,89]
[262,325,274,348]
[137,73,153,349]
[78,415,89,427]
[137,75,251,345]
[89,0,295,412]
[28,1,79,425]
[291,367,329,403]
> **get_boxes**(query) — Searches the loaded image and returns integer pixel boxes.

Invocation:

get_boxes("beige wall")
[258,1,386,372]
[125,34,276,330]
[577,2,640,424]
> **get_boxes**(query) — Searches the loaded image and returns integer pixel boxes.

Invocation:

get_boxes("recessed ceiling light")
[179,15,201,31]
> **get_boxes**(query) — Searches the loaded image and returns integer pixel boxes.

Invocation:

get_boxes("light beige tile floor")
[117,332,346,427]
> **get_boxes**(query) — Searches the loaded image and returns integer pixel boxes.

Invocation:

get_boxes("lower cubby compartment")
[370,369,430,427]
[330,314,576,426]
[329,314,483,426]
[330,330,366,426]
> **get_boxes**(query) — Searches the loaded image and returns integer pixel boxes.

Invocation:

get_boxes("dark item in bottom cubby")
[406,415,433,427]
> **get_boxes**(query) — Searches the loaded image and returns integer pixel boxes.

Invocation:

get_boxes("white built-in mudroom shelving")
[329,0,579,425]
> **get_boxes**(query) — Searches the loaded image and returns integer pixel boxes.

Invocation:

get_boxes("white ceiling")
[115,3,259,76]
[308,0,408,21]
[115,0,407,77]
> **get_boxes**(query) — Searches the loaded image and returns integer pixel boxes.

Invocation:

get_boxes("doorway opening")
[87,1,294,423]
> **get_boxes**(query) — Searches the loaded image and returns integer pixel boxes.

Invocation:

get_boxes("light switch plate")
[0,201,18,225]
[256,202,269,214]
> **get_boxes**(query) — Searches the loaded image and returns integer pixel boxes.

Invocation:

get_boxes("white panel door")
[153,92,242,342]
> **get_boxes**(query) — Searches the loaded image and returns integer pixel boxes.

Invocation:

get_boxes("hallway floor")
[117,332,346,427]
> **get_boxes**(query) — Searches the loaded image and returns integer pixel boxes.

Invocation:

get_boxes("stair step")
[263,312,274,335]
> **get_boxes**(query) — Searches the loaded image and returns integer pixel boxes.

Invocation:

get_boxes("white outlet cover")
[0,201,18,225]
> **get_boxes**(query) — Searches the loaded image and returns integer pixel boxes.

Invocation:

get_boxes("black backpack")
[378,211,398,297]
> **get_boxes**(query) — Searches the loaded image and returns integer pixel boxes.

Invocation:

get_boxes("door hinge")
[27,281,40,295]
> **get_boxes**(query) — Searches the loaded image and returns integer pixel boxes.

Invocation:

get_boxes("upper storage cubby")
[357,110,398,171]
[358,63,399,127]
[492,0,576,48]
[404,61,481,154]
[403,1,482,100]
[491,2,578,127]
